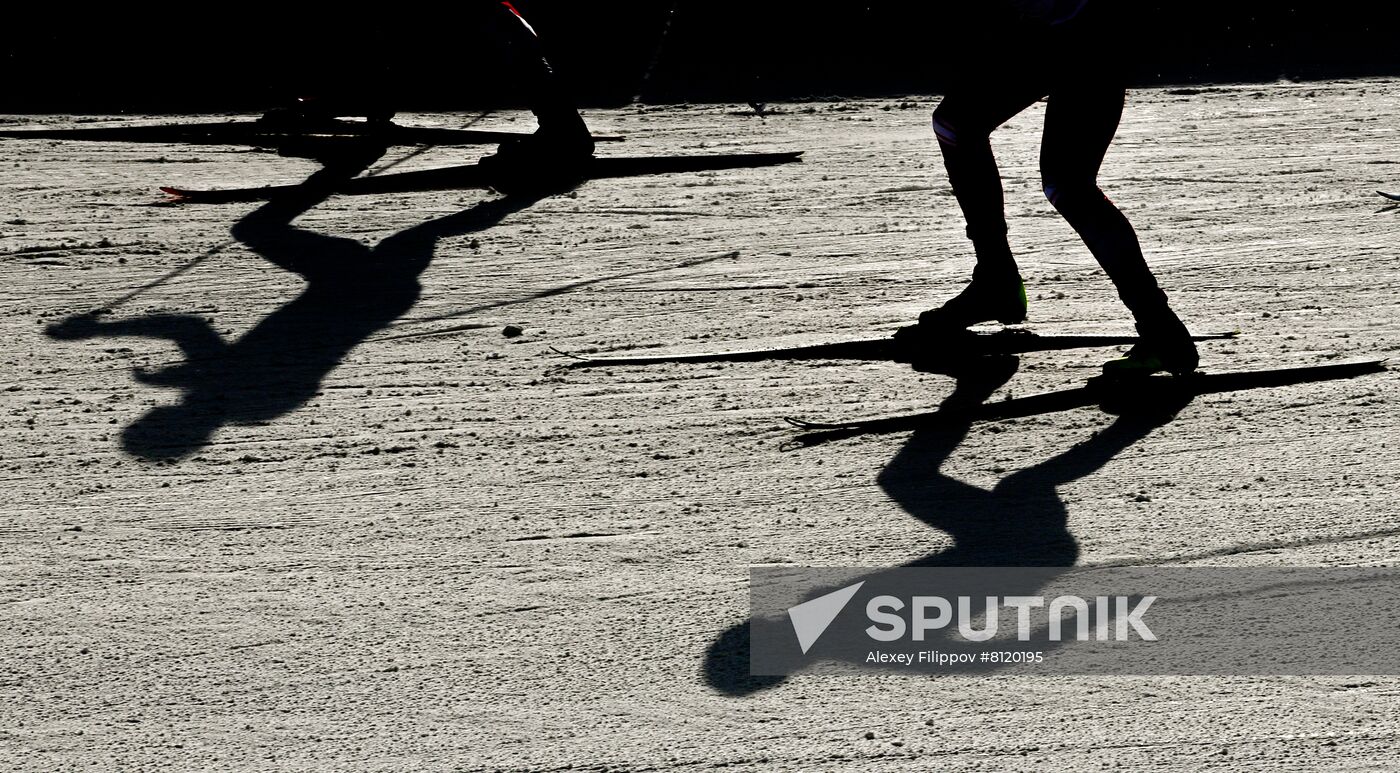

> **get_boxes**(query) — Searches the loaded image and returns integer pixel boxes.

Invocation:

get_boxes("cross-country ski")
[159,151,803,203]
[557,329,1238,367]
[0,119,625,148]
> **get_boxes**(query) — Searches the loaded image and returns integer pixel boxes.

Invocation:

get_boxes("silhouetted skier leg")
[907,86,1045,332]
[477,1,594,194]
[258,1,593,181]
[1040,84,1197,375]
[898,3,1197,375]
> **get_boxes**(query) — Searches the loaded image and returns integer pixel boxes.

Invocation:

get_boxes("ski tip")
[159,186,191,200]
[548,346,589,362]
[1356,358,1389,372]
[1188,358,1388,379]
[1378,190,1400,201]
[1299,358,1387,373]
[1180,330,1240,342]
[783,416,851,431]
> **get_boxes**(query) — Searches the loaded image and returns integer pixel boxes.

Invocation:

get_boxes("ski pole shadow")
[702,357,1193,696]
[44,160,558,462]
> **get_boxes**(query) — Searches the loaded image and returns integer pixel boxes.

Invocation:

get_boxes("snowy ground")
[3,79,1399,771]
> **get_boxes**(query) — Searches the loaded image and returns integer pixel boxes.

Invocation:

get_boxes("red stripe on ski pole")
[500,2,539,37]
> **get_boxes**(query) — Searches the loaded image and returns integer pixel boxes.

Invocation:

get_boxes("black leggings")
[931,66,1169,314]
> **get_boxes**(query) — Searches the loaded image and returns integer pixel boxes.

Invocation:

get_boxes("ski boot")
[479,115,595,196]
[1101,313,1199,377]
[914,272,1028,329]
[892,268,1027,354]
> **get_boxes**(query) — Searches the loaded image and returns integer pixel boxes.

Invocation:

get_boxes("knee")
[1041,174,1103,210]
[932,104,987,149]
[931,108,959,148]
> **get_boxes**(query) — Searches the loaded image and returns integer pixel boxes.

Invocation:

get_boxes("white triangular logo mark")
[787,582,865,654]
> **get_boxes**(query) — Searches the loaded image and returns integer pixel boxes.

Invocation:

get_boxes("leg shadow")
[46,164,549,462]
[703,357,1191,695]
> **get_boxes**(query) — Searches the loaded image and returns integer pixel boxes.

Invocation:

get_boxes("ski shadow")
[702,357,1192,695]
[45,162,558,462]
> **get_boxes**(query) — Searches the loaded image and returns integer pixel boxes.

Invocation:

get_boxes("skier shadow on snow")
[45,160,562,461]
[702,356,1192,696]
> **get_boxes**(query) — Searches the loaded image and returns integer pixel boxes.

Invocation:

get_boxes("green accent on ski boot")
[991,278,1028,325]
